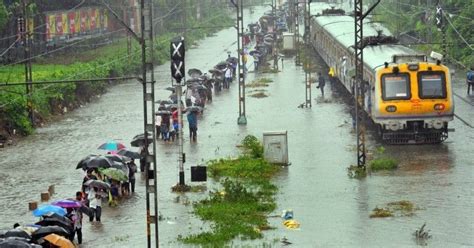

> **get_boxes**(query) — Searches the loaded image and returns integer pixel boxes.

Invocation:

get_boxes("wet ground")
[1,5,473,248]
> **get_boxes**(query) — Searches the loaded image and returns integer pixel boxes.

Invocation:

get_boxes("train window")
[418,72,447,99]
[381,73,411,100]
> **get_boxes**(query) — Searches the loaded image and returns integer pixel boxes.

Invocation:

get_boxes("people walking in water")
[88,187,102,223]
[187,110,198,142]
[224,65,232,89]
[316,72,326,97]
[467,66,474,95]
[128,160,137,193]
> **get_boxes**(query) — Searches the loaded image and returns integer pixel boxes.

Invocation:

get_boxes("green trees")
[373,0,473,66]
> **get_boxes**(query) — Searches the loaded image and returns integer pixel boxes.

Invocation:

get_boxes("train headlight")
[385,105,397,112]
[434,104,445,111]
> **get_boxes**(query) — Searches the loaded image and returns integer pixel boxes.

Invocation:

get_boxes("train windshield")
[381,74,411,100]
[418,72,447,99]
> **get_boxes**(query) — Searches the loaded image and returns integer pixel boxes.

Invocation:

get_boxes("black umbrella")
[76,156,113,170]
[117,149,141,159]
[111,162,128,174]
[31,226,70,241]
[130,133,153,147]
[186,78,203,84]
[190,85,207,91]
[4,229,31,240]
[0,237,40,248]
[185,106,203,113]
[215,61,229,70]
[155,99,174,105]
[104,154,125,163]
[226,56,238,64]
[188,68,203,78]
[249,50,262,56]
[35,219,73,236]
[42,213,73,226]
[83,179,110,190]
[156,110,172,116]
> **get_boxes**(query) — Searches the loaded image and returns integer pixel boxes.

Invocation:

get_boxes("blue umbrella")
[32,205,66,217]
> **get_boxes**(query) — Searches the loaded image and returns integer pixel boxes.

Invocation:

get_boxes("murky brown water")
[1,5,473,248]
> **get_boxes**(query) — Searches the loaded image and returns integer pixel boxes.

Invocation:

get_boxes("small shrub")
[370,158,398,171]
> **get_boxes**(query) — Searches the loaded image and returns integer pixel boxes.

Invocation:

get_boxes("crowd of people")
[0,145,139,247]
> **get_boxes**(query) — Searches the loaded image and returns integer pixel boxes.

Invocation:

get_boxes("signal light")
[434,104,445,111]
[407,63,419,71]
[385,105,397,112]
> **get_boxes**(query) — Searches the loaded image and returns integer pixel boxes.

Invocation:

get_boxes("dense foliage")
[372,0,473,67]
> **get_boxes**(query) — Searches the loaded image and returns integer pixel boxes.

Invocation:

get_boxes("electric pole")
[231,0,247,125]
[304,0,311,108]
[295,0,301,66]
[21,0,33,126]
[354,0,380,168]
[139,0,159,246]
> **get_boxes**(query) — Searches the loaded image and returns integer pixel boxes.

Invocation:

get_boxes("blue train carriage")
[309,7,454,144]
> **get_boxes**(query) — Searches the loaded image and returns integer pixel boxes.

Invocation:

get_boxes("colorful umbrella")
[32,205,66,217]
[43,234,75,248]
[51,199,81,209]
[97,141,126,151]
[100,168,128,181]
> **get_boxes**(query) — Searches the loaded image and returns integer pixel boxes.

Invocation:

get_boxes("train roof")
[312,14,417,70]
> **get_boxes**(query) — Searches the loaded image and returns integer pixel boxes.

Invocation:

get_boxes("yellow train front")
[373,62,454,144]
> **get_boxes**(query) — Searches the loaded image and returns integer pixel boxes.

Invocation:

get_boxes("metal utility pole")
[304,0,311,108]
[295,1,301,66]
[231,0,247,125]
[354,0,379,168]
[139,0,158,246]
[21,0,33,126]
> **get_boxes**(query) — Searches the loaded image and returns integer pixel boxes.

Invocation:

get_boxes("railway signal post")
[170,36,186,186]
[231,0,247,125]
[354,0,380,168]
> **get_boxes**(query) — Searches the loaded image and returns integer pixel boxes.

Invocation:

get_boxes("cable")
[442,11,473,50]
[0,28,127,67]
[0,48,141,107]
[0,37,21,57]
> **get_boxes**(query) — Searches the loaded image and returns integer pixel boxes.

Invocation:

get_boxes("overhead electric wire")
[442,11,473,50]
[0,37,21,57]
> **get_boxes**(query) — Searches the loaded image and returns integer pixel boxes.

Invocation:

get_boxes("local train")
[308,3,454,144]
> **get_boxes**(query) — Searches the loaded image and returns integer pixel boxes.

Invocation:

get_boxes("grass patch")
[370,207,394,218]
[371,200,418,218]
[180,135,280,246]
[368,146,398,171]
[347,165,367,179]
[246,78,273,88]
[250,92,268,98]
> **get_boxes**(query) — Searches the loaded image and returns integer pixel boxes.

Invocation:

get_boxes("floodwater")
[1,6,473,248]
